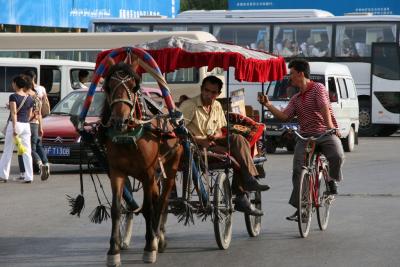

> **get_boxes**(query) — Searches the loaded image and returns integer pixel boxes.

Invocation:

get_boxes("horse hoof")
[143,250,157,263]
[107,253,121,267]
[158,234,167,253]
[120,242,129,250]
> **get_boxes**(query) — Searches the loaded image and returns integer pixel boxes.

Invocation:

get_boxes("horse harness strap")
[158,140,180,163]
[108,125,144,145]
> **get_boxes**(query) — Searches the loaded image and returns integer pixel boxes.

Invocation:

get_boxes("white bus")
[0,31,224,103]
[90,9,400,136]
[0,58,95,138]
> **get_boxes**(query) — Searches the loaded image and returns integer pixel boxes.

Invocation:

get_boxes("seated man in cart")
[179,75,270,216]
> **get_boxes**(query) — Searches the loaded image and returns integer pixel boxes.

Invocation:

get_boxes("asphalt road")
[0,136,399,267]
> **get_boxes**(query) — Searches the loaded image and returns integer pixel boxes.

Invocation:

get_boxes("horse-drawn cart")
[69,36,286,266]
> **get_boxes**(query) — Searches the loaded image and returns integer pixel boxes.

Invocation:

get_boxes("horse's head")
[103,62,141,132]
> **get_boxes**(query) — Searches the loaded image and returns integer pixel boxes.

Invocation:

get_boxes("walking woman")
[16,70,50,181]
[0,75,34,183]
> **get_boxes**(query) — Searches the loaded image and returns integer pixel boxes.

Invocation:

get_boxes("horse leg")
[142,171,160,263]
[157,144,183,253]
[158,186,169,253]
[107,171,125,267]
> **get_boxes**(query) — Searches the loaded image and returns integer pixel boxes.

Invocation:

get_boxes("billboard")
[228,0,400,16]
[0,0,180,28]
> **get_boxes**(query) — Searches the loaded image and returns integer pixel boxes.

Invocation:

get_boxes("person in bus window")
[281,39,295,57]
[256,39,266,51]
[341,38,358,57]
[311,41,328,57]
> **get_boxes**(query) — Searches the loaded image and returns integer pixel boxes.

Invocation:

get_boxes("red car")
[42,87,163,165]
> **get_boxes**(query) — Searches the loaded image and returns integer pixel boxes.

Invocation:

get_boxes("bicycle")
[294,129,336,238]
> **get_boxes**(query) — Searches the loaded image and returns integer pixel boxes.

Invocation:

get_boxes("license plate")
[44,146,70,157]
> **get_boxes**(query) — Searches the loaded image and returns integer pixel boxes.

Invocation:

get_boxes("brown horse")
[100,62,182,266]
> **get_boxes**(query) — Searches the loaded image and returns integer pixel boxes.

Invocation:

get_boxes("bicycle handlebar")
[293,128,337,142]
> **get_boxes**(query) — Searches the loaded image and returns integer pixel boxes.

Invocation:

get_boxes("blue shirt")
[9,94,34,123]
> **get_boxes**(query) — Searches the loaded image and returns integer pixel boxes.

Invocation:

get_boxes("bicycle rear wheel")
[297,168,313,238]
[317,164,332,230]
[244,191,262,237]
[213,172,233,250]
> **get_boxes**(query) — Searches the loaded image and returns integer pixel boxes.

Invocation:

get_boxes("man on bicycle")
[258,59,344,221]
[179,75,270,216]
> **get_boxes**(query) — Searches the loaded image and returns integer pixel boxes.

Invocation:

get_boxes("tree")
[181,0,228,12]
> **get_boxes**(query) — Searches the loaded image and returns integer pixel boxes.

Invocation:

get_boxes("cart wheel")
[213,172,233,250]
[244,191,262,237]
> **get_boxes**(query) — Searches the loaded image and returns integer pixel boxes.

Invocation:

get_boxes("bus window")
[213,24,270,49]
[94,24,150,32]
[372,44,400,80]
[166,68,199,83]
[153,24,209,32]
[335,23,396,57]
[0,67,4,92]
[273,24,332,58]
[142,68,199,84]
[0,51,40,59]
[45,50,100,62]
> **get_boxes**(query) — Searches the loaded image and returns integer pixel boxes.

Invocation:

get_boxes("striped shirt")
[283,81,338,135]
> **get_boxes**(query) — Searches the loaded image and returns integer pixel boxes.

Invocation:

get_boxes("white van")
[265,62,359,153]
[0,58,94,138]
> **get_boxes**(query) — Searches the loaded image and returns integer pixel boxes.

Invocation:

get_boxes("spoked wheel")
[317,165,332,231]
[297,168,313,238]
[213,172,233,250]
[244,191,262,237]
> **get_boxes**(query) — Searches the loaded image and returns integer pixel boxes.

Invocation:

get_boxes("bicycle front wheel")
[213,172,233,250]
[244,191,262,237]
[297,168,313,238]
[317,164,332,230]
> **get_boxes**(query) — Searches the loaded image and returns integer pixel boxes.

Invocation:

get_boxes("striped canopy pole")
[79,47,176,125]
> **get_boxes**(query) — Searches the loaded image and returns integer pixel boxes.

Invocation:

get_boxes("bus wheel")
[377,125,399,137]
[358,100,381,137]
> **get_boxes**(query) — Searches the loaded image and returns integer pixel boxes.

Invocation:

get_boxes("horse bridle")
[106,70,139,129]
